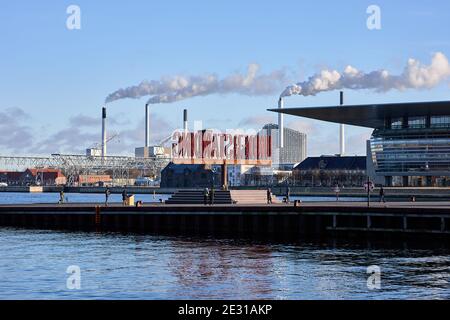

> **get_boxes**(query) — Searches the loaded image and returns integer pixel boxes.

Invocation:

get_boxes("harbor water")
[0,193,448,300]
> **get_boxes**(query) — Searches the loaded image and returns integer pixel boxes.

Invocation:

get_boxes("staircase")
[165,189,279,205]
[165,190,233,204]
[230,190,278,205]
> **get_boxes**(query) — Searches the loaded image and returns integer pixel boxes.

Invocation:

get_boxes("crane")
[159,134,173,147]
[89,133,119,149]
[86,133,119,157]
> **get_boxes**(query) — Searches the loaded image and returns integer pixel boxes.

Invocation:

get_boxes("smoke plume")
[105,64,287,104]
[281,52,450,98]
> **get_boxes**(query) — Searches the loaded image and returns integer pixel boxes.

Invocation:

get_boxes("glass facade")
[371,115,450,186]
[408,117,426,129]
[431,116,450,128]
[391,118,403,129]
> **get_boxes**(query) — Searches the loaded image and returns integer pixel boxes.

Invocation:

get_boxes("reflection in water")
[167,241,275,299]
[0,228,449,300]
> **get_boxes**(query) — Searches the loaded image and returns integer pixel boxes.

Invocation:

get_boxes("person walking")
[59,190,65,204]
[267,188,272,204]
[379,186,386,203]
[285,186,290,204]
[122,189,128,206]
[105,187,111,206]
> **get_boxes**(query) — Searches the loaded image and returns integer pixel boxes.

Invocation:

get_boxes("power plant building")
[271,100,450,187]
[260,124,307,168]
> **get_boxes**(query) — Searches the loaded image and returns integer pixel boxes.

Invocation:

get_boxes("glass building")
[270,100,450,187]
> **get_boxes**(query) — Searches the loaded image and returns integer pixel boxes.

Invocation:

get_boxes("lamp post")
[365,176,374,208]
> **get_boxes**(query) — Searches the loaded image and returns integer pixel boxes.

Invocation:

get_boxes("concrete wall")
[1,204,448,239]
[0,186,44,193]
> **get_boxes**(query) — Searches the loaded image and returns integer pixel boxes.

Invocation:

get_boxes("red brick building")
[0,169,67,186]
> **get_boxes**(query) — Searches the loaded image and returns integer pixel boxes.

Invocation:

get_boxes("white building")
[260,124,307,168]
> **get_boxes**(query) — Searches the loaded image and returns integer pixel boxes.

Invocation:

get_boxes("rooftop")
[294,156,366,171]
[262,123,306,134]
[269,100,450,129]
[162,163,221,174]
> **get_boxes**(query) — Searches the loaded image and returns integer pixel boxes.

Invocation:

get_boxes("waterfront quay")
[1,202,449,240]
[3,186,450,201]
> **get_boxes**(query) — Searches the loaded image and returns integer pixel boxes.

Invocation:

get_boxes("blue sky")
[1,0,449,156]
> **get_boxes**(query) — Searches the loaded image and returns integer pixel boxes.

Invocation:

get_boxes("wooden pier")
[0,202,449,239]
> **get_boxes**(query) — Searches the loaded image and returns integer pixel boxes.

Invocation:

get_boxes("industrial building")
[0,169,66,186]
[260,123,307,168]
[160,163,223,188]
[134,104,177,159]
[271,100,450,187]
[293,156,367,187]
[77,174,112,186]
[160,163,276,188]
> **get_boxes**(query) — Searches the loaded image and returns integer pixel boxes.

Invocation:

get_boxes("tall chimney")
[102,107,107,158]
[339,91,345,156]
[183,109,188,131]
[278,97,284,149]
[145,104,150,148]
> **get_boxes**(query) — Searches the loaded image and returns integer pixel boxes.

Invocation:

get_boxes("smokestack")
[145,104,150,148]
[339,91,345,156]
[102,107,107,158]
[278,97,284,149]
[183,109,188,131]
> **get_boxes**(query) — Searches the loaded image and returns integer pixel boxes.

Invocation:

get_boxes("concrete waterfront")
[2,186,450,200]
[0,186,176,195]
[0,202,449,239]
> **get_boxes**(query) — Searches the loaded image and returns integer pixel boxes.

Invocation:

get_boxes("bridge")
[0,154,171,185]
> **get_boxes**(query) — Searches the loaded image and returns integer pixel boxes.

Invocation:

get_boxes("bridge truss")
[0,154,170,186]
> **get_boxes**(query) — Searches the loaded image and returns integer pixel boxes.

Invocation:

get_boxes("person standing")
[267,188,272,204]
[59,190,65,204]
[285,186,290,204]
[122,189,128,206]
[105,187,111,206]
[209,187,215,205]
[203,188,209,206]
[334,184,341,201]
[379,186,386,203]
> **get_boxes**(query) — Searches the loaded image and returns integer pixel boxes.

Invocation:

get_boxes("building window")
[430,116,450,128]
[408,117,426,129]
[391,118,403,129]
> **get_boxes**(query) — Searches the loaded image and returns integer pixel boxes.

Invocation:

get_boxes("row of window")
[391,116,450,129]
[390,116,450,129]
[371,132,450,173]
[372,121,450,174]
